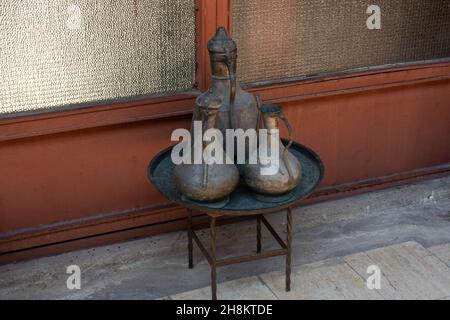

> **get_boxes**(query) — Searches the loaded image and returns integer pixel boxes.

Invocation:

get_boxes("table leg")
[188,209,193,269]
[257,215,262,253]
[286,207,292,292]
[210,216,217,300]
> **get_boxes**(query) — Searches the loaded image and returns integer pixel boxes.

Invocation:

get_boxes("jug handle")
[225,48,236,128]
[279,110,297,180]
[201,107,209,189]
[279,110,294,158]
[255,94,263,131]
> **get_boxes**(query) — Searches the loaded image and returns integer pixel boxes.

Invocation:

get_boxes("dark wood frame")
[1,61,449,142]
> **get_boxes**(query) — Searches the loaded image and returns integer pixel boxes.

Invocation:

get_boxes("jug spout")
[203,27,259,160]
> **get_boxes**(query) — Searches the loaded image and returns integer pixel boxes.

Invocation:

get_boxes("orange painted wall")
[0,67,449,263]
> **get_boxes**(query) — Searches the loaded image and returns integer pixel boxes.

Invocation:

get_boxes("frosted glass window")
[232,0,450,84]
[0,0,196,115]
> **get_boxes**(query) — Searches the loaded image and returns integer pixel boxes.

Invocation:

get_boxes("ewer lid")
[207,27,237,54]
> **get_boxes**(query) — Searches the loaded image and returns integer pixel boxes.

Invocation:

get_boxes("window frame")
[0,0,449,142]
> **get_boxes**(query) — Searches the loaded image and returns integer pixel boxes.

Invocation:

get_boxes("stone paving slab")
[343,252,398,299]
[345,241,450,300]
[170,241,450,300]
[429,243,450,267]
[170,276,277,300]
[259,259,381,300]
[360,241,450,300]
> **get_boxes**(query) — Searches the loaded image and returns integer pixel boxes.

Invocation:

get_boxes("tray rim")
[148,141,324,216]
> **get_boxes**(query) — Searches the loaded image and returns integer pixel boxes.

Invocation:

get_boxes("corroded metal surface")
[196,27,259,143]
[173,28,260,203]
[245,105,302,195]
[173,96,239,202]
[148,141,324,216]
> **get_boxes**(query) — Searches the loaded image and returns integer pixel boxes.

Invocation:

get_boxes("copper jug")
[194,27,259,144]
[244,105,302,196]
[173,94,240,204]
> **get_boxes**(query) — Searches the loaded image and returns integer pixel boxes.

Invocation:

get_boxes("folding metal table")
[148,141,323,300]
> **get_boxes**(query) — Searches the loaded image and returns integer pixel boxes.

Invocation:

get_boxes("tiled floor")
[170,241,450,300]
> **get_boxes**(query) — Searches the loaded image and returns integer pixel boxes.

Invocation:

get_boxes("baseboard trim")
[1,162,449,265]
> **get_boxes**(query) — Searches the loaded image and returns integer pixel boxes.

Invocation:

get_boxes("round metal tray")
[148,141,324,216]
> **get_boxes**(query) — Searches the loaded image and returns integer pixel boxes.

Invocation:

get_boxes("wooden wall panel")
[0,116,191,233]
[281,80,450,188]
[0,66,449,263]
